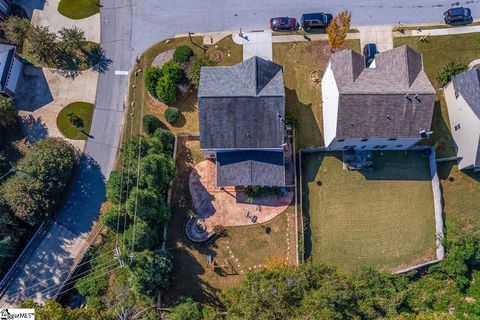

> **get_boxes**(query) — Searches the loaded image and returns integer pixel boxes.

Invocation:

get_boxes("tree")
[173,45,194,63]
[128,250,173,297]
[126,188,170,224]
[106,169,136,204]
[0,96,18,129]
[21,299,116,320]
[0,16,31,46]
[437,60,468,87]
[326,11,351,51]
[161,61,183,83]
[169,297,203,320]
[187,54,216,88]
[152,128,175,156]
[142,114,163,135]
[2,138,76,225]
[144,67,163,96]
[155,76,177,103]
[123,219,161,252]
[100,204,126,232]
[58,26,86,54]
[139,154,175,191]
[67,112,84,129]
[27,25,58,65]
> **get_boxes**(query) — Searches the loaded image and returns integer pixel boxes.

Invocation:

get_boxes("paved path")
[412,25,480,36]
[358,26,393,52]
[233,31,273,61]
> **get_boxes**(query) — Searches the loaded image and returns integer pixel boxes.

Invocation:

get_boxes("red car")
[270,17,297,31]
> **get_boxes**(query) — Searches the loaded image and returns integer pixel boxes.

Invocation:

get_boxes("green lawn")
[58,0,100,19]
[394,33,480,158]
[164,138,295,305]
[302,151,436,271]
[56,102,94,140]
[273,39,360,149]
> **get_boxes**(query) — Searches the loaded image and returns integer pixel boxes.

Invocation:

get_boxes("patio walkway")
[189,160,293,231]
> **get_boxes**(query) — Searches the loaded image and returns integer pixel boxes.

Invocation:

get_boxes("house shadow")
[14,66,53,112]
[55,154,106,236]
[285,87,324,148]
[20,114,48,144]
[12,0,46,19]
[425,98,456,159]
[189,167,216,220]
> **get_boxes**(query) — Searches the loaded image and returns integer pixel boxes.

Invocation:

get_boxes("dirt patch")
[151,49,175,68]
[210,50,224,63]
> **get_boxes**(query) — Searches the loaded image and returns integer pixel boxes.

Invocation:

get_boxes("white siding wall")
[321,62,339,147]
[445,82,480,170]
[5,56,23,94]
[327,137,421,151]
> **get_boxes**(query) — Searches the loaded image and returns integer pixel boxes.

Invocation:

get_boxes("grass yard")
[124,35,242,144]
[56,102,94,140]
[58,0,100,19]
[164,137,295,305]
[273,39,360,149]
[394,33,480,158]
[301,151,436,271]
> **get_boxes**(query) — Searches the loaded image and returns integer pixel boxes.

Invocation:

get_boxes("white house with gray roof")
[321,45,436,151]
[0,44,23,98]
[198,56,288,187]
[445,68,480,171]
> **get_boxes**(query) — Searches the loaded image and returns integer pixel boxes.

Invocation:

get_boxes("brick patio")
[189,160,293,231]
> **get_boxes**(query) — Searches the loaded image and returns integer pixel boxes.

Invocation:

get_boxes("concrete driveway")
[14,0,100,43]
[15,66,99,151]
[233,31,273,61]
[358,26,394,53]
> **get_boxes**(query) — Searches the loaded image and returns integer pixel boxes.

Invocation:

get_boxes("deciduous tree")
[326,11,351,51]
[0,96,18,130]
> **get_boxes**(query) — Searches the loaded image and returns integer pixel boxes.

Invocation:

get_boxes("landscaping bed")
[301,150,436,271]
[56,102,94,140]
[272,39,360,149]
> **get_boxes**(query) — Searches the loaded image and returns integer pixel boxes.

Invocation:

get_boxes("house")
[0,0,11,20]
[198,56,288,187]
[444,68,480,171]
[0,44,24,98]
[321,45,436,151]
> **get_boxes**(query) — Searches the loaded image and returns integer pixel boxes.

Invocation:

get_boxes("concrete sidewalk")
[233,31,273,61]
[411,25,480,36]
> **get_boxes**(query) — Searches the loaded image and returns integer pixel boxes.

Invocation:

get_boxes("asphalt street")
[2,0,480,306]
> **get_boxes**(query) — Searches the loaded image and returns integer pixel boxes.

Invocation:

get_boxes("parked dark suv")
[301,12,333,30]
[363,43,377,67]
[444,7,473,26]
[270,17,297,31]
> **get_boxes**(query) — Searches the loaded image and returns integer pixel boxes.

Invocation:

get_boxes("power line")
[122,112,136,249]
[115,141,127,250]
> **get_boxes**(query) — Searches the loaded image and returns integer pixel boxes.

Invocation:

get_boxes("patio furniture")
[342,150,373,170]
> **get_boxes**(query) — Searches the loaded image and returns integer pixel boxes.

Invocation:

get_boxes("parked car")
[301,12,333,30]
[363,43,377,67]
[444,7,473,26]
[270,17,297,31]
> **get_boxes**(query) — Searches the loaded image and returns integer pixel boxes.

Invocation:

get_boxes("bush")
[161,61,183,83]
[173,45,194,63]
[153,128,175,155]
[144,67,163,96]
[155,76,177,103]
[437,60,468,87]
[164,107,180,124]
[142,114,162,135]
[187,54,216,88]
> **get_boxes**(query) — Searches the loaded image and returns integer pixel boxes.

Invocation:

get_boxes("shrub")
[173,45,194,63]
[155,76,177,103]
[161,61,183,83]
[164,107,180,124]
[142,114,162,135]
[152,128,175,155]
[144,67,163,96]
[187,54,216,88]
[437,60,468,87]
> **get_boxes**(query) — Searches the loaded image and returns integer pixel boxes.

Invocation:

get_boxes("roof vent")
[414,94,421,102]
[404,94,412,102]
[386,114,391,120]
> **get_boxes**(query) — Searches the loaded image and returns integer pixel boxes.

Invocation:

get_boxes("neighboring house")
[198,56,288,187]
[321,45,436,150]
[0,44,23,98]
[444,68,480,171]
[0,0,11,20]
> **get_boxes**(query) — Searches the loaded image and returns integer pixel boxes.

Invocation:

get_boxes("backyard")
[273,39,360,149]
[164,137,296,305]
[301,150,437,272]
[394,33,480,158]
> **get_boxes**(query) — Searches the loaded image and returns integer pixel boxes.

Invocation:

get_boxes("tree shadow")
[19,115,48,144]
[84,46,112,74]
[14,66,53,112]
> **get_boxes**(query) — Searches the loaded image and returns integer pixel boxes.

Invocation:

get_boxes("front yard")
[301,151,436,271]
[273,39,360,149]
[164,137,296,305]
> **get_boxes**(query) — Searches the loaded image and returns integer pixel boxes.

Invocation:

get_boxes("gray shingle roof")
[452,68,480,167]
[216,151,285,186]
[329,45,436,139]
[198,56,285,149]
